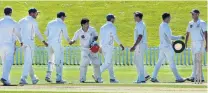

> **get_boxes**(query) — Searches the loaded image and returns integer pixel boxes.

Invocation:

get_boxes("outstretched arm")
[34,22,44,41]
[62,25,71,43]
[112,27,124,50]
[69,31,79,45]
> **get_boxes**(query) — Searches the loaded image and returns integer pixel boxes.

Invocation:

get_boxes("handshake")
[69,40,75,45]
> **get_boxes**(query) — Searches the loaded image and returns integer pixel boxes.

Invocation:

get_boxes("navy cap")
[190,9,200,14]
[28,8,39,14]
[106,14,115,21]
[4,6,12,15]
[57,12,66,18]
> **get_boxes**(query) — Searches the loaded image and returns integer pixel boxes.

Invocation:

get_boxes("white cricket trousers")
[80,48,101,81]
[134,43,148,81]
[152,45,182,80]
[21,43,37,81]
[0,43,15,83]
[100,46,116,79]
[46,42,64,81]
[190,41,204,80]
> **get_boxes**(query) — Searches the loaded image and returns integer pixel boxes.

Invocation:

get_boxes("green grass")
[0,66,207,93]
[0,1,207,47]
[0,65,206,84]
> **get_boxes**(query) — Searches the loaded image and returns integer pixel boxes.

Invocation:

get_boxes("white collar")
[191,18,200,24]
[4,16,12,19]
[162,21,168,25]
[27,16,35,20]
[106,21,113,24]
[136,20,143,24]
[81,27,89,33]
[56,18,63,23]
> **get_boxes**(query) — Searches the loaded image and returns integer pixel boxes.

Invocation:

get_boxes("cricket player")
[19,8,48,85]
[69,18,102,83]
[151,13,186,83]
[99,14,125,83]
[130,11,150,83]
[45,12,70,84]
[185,9,207,82]
[0,7,22,86]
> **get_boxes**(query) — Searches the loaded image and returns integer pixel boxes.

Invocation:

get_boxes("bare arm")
[204,31,207,51]
[185,32,190,48]
[133,35,142,48]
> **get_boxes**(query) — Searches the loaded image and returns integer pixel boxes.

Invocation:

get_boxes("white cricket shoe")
[92,75,103,83]
[56,80,67,84]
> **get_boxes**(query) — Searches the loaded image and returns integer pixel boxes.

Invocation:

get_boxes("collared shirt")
[186,19,207,42]
[72,26,98,48]
[0,16,22,44]
[99,21,121,47]
[159,22,181,47]
[18,16,44,44]
[44,18,70,44]
[134,20,147,43]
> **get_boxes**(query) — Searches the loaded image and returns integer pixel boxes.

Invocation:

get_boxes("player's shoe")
[56,80,67,84]
[150,78,159,83]
[80,80,85,83]
[175,78,186,83]
[133,80,146,84]
[32,78,39,84]
[0,78,11,86]
[186,77,194,81]
[19,79,28,85]
[45,77,52,83]
[110,79,119,83]
[92,75,103,83]
[190,79,205,82]
[186,77,205,82]
[145,75,151,81]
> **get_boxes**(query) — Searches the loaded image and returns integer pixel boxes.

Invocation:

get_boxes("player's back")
[100,22,116,47]
[0,16,16,44]
[19,16,37,43]
[46,18,65,44]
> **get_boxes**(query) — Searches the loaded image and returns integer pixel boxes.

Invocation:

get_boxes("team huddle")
[0,6,207,86]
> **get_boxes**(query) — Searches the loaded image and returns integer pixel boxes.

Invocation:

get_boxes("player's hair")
[134,11,143,19]
[162,12,170,20]
[4,6,12,15]
[81,18,89,26]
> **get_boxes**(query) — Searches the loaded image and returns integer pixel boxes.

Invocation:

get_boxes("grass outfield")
[0,65,207,84]
[0,1,207,47]
[0,66,207,93]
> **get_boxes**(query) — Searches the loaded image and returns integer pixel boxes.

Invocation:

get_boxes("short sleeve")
[201,22,207,32]
[186,22,191,32]
[137,24,145,35]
